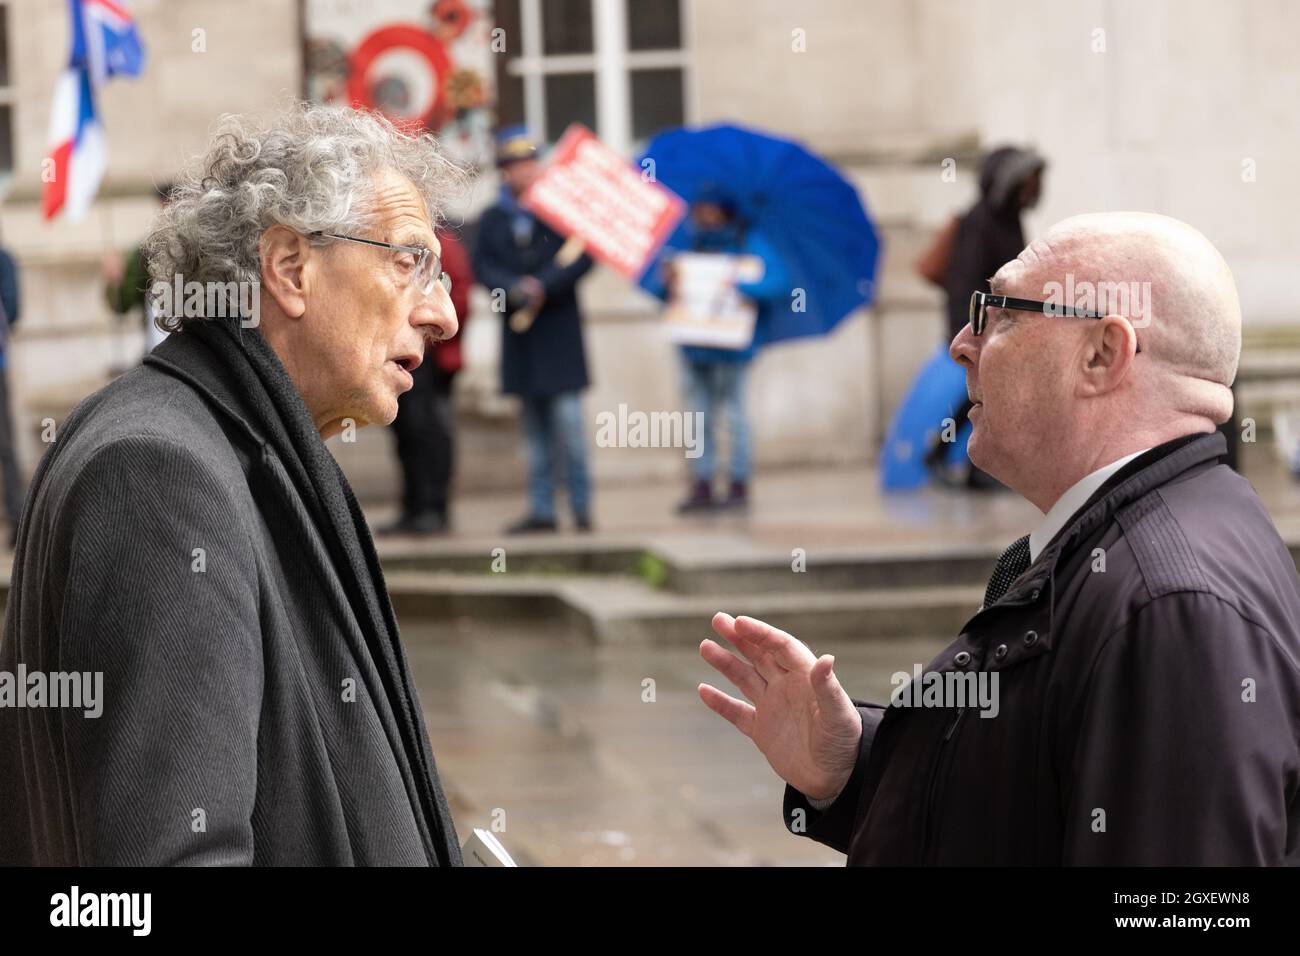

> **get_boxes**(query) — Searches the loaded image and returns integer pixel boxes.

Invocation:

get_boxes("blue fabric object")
[881,345,972,490]
[0,248,20,371]
[69,0,146,78]
[495,124,530,147]
[494,125,538,166]
[637,123,880,346]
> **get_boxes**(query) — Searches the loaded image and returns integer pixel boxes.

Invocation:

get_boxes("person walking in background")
[648,189,789,513]
[0,236,24,547]
[103,181,176,364]
[926,147,1045,489]
[382,227,474,536]
[472,127,595,534]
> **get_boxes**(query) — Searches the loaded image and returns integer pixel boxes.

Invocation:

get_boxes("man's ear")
[259,225,312,320]
[1079,315,1138,394]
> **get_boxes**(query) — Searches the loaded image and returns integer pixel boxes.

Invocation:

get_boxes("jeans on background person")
[519,390,590,524]
[680,356,752,484]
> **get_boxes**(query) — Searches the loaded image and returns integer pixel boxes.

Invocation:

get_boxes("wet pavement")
[407,615,946,866]
[372,439,1300,556]
[394,441,1300,866]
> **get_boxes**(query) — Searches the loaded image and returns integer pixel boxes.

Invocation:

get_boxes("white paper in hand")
[461,828,518,867]
[663,252,762,350]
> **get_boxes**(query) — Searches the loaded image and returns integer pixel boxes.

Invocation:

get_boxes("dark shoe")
[574,514,593,533]
[676,479,715,514]
[505,515,558,534]
[404,511,449,536]
[721,479,749,509]
[377,511,447,536]
[376,515,413,536]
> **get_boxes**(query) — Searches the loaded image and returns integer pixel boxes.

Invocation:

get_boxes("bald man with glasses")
[701,212,1300,865]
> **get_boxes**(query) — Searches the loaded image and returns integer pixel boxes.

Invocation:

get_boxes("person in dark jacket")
[0,104,463,865]
[472,128,595,534]
[942,146,1044,343]
[700,212,1300,864]
[382,227,475,535]
[929,147,1045,489]
[0,239,24,544]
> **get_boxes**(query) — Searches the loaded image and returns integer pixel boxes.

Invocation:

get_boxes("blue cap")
[495,125,539,167]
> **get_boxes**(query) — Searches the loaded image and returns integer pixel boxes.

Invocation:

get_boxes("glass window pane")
[493,0,521,55]
[544,72,596,140]
[542,0,593,54]
[630,68,683,142]
[627,0,680,51]
[497,72,525,129]
[492,0,524,128]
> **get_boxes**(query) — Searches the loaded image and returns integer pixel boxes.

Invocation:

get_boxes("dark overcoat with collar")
[786,433,1300,864]
[471,203,594,397]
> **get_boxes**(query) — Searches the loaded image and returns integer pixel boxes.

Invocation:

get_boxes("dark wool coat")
[0,324,461,865]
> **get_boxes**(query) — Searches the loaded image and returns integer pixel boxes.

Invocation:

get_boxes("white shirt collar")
[1028,449,1151,562]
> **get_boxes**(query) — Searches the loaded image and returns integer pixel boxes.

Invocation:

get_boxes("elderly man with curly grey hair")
[0,105,464,865]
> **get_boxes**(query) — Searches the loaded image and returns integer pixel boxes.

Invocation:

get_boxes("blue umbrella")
[637,123,880,345]
[881,344,972,490]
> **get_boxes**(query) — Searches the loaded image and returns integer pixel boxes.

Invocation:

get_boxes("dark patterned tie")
[983,534,1031,609]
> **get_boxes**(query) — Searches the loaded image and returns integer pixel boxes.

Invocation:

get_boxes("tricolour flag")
[42,0,146,221]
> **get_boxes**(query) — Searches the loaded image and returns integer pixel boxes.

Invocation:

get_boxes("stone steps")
[5,520,1296,645]
[384,569,983,645]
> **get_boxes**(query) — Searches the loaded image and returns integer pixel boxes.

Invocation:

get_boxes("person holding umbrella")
[646,187,790,512]
[638,124,880,513]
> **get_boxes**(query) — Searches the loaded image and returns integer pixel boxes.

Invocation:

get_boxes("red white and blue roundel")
[347,25,452,132]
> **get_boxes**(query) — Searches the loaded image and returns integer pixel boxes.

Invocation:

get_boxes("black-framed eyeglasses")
[968,290,1140,353]
[309,232,452,295]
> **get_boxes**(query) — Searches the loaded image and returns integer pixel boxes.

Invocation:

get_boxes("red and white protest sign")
[521,124,686,279]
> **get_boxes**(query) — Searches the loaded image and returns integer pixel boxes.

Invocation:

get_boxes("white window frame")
[507,0,693,155]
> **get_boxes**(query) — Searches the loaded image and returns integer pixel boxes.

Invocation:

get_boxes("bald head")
[951,212,1241,512]
[994,212,1241,424]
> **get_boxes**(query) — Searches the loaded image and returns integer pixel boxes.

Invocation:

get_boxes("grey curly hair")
[144,102,465,332]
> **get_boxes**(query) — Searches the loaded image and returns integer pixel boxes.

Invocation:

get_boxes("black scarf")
[182,319,460,866]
